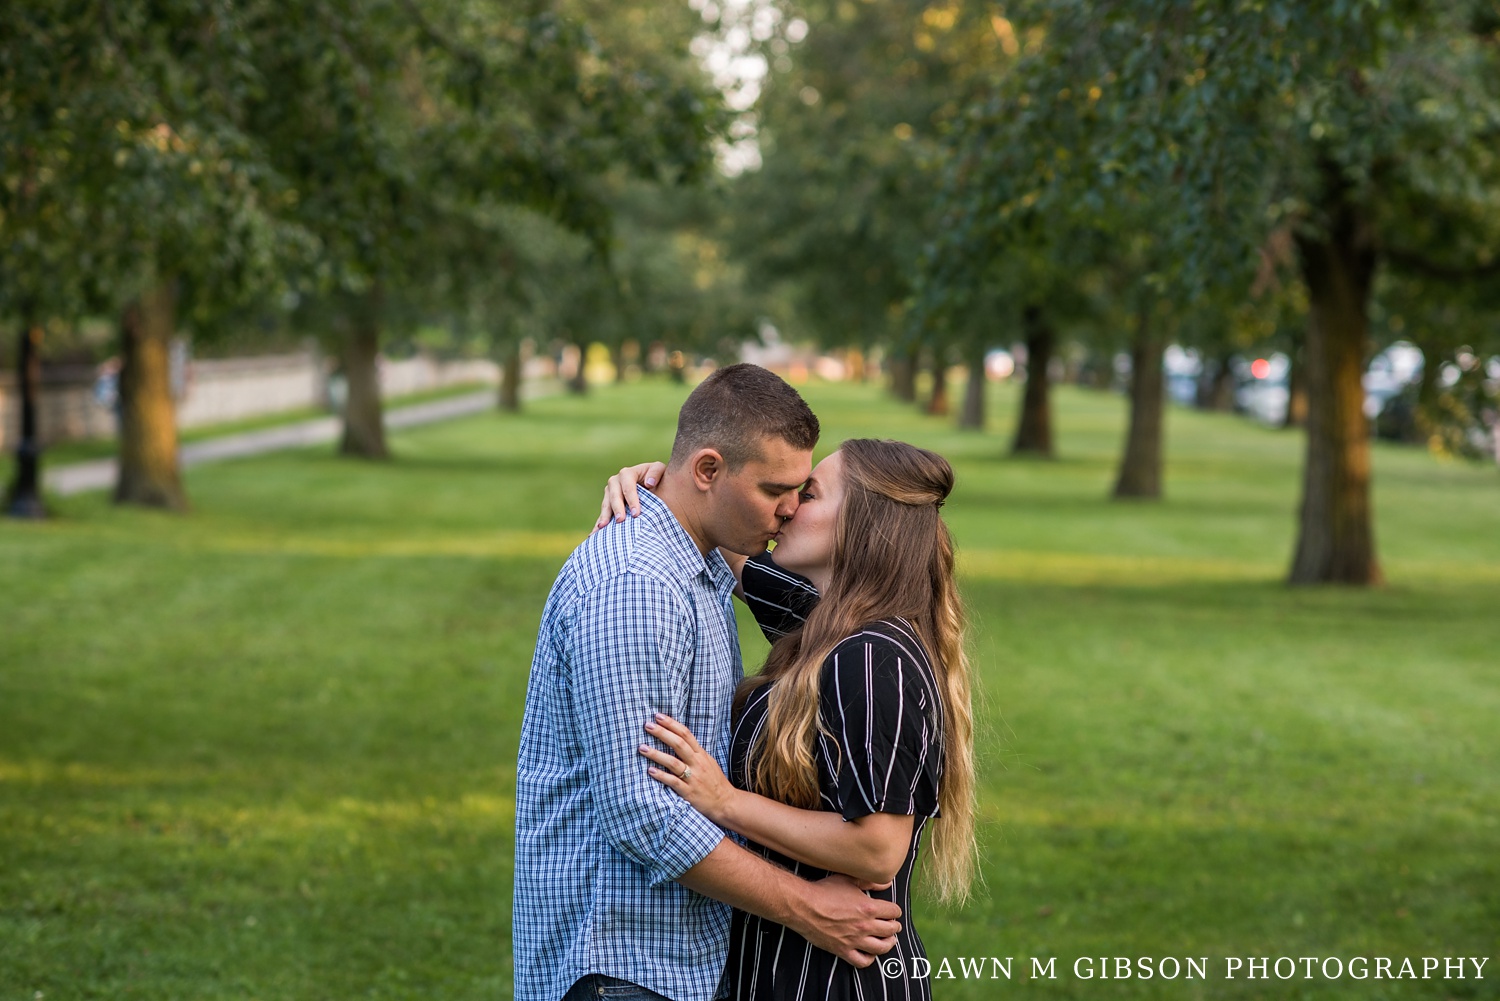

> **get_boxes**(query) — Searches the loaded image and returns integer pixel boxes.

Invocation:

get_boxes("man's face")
[763,449,843,581]
[704,437,812,557]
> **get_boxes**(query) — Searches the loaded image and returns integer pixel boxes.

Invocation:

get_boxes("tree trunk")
[612,339,630,381]
[115,282,187,509]
[1011,305,1055,456]
[5,311,46,518]
[1112,302,1165,500]
[339,287,389,460]
[958,340,986,430]
[847,347,867,382]
[1197,352,1234,411]
[567,339,589,394]
[1209,363,1234,411]
[1289,169,1381,585]
[1414,339,1440,410]
[890,347,917,402]
[1283,332,1308,428]
[925,349,949,415]
[499,338,522,412]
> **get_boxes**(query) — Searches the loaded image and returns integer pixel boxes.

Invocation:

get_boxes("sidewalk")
[45,387,531,497]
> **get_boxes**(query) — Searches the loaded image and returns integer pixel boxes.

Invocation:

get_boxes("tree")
[725,0,1002,374]
[917,76,1156,476]
[919,0,1500,582]
[1266,6,1499,583]
[0,42,90,517]
[282,0,722,450]
[1112,295,1168,498]
[4,0,724,494]
[1011,306,1056,454]
[2,0,313,511]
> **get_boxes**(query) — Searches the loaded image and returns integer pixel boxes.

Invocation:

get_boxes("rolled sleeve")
[567,573,724,885]
[653,794,728,884]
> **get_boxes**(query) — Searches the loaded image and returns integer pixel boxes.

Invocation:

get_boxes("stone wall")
[0,349,499,449]
[175,351,329,429]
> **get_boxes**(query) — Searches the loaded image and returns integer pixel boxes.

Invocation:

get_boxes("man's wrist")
[760,864,808,935]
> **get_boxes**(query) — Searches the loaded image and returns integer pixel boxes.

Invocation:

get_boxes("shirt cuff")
[648,799,725,886]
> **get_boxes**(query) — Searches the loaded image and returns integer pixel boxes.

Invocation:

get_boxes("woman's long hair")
[738,438,978,905]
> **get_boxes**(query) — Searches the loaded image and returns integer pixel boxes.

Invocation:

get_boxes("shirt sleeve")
[566,573,725,885]
[819,632,943,822]
[740,550,820,642]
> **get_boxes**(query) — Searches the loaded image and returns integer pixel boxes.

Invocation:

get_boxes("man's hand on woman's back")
[795,873,905,968]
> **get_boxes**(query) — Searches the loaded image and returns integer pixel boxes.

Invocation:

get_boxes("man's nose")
[776,492,801,521]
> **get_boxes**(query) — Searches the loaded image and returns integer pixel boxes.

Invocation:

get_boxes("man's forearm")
[676,838,904,967]
[675,838,802,928]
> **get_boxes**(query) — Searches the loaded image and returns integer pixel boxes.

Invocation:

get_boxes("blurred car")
[1231,343,1424,427]
[1164,345,1201,405]
[1233,354,1291,425]
[1363,342,1423,419]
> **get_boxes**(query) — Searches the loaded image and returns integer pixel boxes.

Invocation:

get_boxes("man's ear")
[688,448,725,492]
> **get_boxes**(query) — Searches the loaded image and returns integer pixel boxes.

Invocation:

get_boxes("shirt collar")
[638,489,736,594]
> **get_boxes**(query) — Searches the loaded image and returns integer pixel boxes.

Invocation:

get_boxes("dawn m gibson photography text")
[879,955,1490,982]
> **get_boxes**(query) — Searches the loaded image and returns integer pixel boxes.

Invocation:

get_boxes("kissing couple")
[514,363,977,1001]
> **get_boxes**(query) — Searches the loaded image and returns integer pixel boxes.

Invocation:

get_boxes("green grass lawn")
[1,377,1496,999]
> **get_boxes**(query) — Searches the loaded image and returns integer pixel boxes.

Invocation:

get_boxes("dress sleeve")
[740,550,819,642]
[819,629,943,822]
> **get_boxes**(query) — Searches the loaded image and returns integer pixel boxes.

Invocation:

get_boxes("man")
[514,364,902,1001]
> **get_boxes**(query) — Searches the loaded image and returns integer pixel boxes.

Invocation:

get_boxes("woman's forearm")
[637,713,912,883]
[720,790,914,884]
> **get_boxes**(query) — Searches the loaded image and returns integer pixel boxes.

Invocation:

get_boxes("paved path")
[45,388,516,497]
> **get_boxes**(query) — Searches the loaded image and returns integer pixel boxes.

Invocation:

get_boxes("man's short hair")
[669,363,820,469]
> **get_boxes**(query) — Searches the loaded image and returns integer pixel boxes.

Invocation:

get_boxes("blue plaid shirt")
[514,489,742,1001]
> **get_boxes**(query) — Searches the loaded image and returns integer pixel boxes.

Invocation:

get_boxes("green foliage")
[726,0,1002,349]
[1,0,313,322]
[607,180,760,358]
[2,0,727,349]
[918,0,1500,347]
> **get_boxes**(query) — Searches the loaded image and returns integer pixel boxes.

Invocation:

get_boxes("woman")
[598,439,976,1000]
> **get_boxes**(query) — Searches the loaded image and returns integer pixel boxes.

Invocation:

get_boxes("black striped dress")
[728,552,944,1001]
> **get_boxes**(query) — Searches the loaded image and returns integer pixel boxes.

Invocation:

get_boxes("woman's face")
[770,450,844,587]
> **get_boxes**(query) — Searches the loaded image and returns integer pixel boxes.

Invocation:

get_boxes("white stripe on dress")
[836,649,877,815]
[882,657,905,805]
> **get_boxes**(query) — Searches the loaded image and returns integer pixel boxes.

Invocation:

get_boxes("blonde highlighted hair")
[737,438,978,905]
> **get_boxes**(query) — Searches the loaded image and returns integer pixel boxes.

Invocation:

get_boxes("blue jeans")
[563,974,673,1001]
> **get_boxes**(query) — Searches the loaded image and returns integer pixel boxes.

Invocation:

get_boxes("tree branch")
[1383,245,1500,282]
